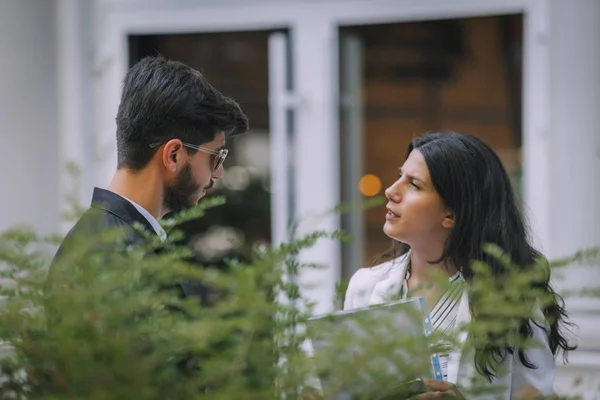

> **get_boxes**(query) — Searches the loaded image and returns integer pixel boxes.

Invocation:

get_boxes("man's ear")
[442,209,455,229]
[162,139,183,172]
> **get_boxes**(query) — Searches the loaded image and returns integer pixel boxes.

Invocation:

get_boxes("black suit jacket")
[54,187,157,250]
[46,188,273,391]
[46,188,208,320]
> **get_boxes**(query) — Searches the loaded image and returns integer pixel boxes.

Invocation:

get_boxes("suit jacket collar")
[90,187,158,237]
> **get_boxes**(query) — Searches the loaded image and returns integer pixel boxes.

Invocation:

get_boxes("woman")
[343,132,574,399]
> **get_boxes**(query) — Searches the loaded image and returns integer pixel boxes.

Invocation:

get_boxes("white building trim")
[77,1,599,395]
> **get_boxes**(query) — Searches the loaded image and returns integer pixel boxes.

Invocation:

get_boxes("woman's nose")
[385,180,401,202]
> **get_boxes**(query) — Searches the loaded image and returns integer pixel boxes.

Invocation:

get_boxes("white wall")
[0,0,59,235]
[56,0,97,233]
[547,0,600,262]
[547,0,600,397]
[547,0,600,337]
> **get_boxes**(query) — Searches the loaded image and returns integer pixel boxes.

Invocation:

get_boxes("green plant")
[0,196,597,399]
[0,197,343,399]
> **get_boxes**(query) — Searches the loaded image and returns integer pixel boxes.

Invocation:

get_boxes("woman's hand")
[410,379,466,399]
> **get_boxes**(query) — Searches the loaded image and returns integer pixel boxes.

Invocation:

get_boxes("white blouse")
[400,269,463,381]
[343,253,557,400]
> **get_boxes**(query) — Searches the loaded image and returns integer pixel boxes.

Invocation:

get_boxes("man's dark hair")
[115,56,249,170]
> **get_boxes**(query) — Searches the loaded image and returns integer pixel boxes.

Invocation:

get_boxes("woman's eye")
[411,182,419,189]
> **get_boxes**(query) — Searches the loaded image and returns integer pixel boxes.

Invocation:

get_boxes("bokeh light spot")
[359,174,382,197]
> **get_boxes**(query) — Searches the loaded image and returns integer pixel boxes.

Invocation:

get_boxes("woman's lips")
[386,208,400,220]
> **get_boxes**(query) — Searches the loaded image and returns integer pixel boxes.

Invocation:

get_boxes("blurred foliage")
[0,197,342,399]
[170,175,271,267]
[0,191,597,399]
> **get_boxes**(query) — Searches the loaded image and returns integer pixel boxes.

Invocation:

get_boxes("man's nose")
[212,165,225,179]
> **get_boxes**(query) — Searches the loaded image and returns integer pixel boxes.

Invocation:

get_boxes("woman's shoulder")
[349,255,406,283]
[344,254,408,309]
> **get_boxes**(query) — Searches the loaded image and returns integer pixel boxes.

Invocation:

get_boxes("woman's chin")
[383,223,403,242]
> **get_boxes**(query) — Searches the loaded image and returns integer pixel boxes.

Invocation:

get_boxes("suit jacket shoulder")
[47,188,158,288]
[49,188,156,262]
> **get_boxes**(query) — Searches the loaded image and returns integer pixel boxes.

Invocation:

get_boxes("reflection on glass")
[339,15,523,277]
[129,31,273,265]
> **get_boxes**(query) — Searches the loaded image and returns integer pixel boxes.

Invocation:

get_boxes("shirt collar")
[119,195,167,242]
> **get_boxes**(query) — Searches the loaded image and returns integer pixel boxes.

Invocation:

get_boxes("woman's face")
[383,149,454,248]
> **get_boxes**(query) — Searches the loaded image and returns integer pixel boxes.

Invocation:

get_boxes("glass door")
[97,0,548,314]
[339,15,524,277]
[128,29,295,263]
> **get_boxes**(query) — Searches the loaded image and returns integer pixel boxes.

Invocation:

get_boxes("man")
[47,55,248,311]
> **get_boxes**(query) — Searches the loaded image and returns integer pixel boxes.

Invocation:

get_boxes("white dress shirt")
[119,195,167,241]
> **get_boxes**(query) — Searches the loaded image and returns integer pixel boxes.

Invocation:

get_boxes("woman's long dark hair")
[376,132,576,381]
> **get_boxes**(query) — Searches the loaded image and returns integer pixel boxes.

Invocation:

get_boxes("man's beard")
[163,163,202,214]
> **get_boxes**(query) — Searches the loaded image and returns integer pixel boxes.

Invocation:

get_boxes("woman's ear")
[442,209,455,229]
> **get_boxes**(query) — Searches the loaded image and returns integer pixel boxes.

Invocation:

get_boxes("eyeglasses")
[149,142,229,172]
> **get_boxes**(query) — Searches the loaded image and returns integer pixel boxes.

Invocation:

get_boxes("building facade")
[1,0,599,396]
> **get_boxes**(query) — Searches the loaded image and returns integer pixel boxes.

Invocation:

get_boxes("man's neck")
[107,168,165,219]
